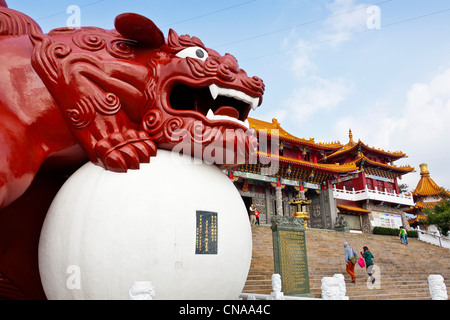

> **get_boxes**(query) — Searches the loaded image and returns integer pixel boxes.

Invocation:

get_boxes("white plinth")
[39,150,252,300]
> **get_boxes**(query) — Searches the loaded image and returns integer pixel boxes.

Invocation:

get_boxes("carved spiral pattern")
[93,92,121,115]
[71,30,136,59]
[186,55,260,87]
[189,120,216,145]
[217,64,236,82]
[204,59,220,76]
[67,92,121,128]
[143,109,163,135]
[67,97,95,129]
[73,32,106,51]
[50,42,71,59]
[163,117,185,143]
[241,76,265,94]
[107,39,136,59]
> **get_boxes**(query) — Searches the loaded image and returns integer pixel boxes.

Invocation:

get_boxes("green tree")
[423,199,450,236]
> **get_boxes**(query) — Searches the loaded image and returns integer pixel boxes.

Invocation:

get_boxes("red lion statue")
[0,2,264,299]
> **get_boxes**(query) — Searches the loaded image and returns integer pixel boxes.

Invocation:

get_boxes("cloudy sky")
[7,0,450,191]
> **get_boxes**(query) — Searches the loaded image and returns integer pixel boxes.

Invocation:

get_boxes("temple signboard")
[271,216,312,297]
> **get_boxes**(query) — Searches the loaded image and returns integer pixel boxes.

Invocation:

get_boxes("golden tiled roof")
[412,164,445,196]
[415,201,440,209]
[326,129,407,161]
[350,154,415,174]
[248,118,342,150]
[404,201,439,214]
[257,151,358,174]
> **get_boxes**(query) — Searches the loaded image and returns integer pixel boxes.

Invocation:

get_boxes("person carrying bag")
[344,242,357,283]
[361,246,376,284]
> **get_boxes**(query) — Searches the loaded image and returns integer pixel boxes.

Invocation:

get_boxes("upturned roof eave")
[326,140,407,162]
[257,152,358,174]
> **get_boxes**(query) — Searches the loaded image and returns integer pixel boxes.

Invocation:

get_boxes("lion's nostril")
[219,54,239,73]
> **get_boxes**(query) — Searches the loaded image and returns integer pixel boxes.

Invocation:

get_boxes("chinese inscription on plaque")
[196,211,218,255]
[271,216,311,296]
[279,230,309,294]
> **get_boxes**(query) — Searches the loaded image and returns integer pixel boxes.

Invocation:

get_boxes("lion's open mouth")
[170,84,260,129]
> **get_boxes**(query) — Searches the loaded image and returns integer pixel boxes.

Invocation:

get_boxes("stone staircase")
[243,226,450,300]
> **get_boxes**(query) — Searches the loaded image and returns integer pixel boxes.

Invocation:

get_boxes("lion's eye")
[176,47,209,62]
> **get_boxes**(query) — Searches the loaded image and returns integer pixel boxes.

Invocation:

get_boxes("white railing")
[242,273,449,300]
[333,186,414,206]
[417,226,450,249]
[240,274,347,301]
[239,293,320,300]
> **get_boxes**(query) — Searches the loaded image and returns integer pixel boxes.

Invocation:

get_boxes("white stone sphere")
[39,150,252,300]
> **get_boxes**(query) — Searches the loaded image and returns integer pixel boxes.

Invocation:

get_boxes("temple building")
[405,163,449,229]
[228,118,416,234]
[325,130,415,233]
[229,118,357,229]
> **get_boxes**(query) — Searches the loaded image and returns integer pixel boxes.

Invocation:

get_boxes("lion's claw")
[95,130,157,172]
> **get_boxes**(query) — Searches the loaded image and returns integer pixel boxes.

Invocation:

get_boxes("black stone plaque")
[196,211,218,255]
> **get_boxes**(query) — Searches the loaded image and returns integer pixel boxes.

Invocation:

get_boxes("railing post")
[438,230,443,247]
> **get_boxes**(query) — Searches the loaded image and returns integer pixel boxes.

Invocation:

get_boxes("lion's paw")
[95,129,157,172]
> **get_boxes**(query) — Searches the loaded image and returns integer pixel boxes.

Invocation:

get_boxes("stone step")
[244,226,450,300]
[308,278,433,298]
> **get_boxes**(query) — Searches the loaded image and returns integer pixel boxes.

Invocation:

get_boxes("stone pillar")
[265,185,272,224]
[276,187,283,216]
[319,190,326,228]
[326,188,337,229]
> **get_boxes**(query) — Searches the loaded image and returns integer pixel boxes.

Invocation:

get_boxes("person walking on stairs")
[344,242,357,283]
[361,246,375,284]
[399,226,408,246]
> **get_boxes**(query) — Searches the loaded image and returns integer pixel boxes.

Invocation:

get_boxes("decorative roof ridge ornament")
[272,118,280,126]
[419,163,430,177]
